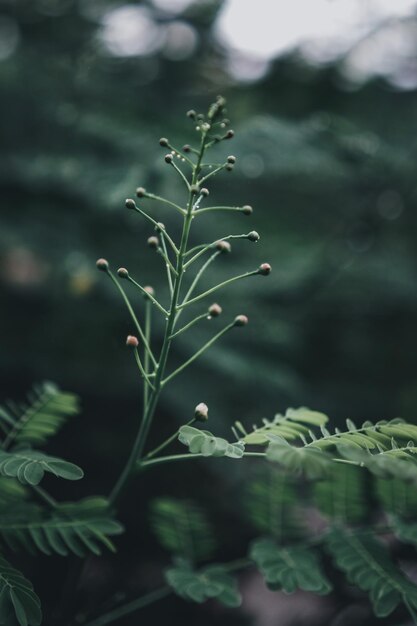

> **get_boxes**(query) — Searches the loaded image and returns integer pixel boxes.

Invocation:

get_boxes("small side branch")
[169,312,209,339]
[128,200,179,255]
[177,269,259,310]
[133,347,155,391]
[162,321,235,386]
[126,275,169,316]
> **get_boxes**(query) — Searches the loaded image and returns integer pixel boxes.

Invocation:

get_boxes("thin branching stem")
[198,163,226,185]
[162,321,235,386]
[81,586,172,626]
[144,191,186,216]
[184,234,251,268]
[126,276,169,316]
[166,143,194,168]
[183,251,220,305]
[143,298,152,413]
[140,451,266,470]
[130,202,179,255]
[32,485,58,508]
[170,159,191,190]
[194,206,247,216]
[144,418,196,460]
[107,271,157,368]
[169,312,209,340]
[177,270,259,310]
[133,348,155,390]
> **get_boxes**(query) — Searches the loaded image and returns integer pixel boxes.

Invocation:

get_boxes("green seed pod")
[96,258,109,272]
[159,137,169,147]
[125,198,136,209]
[248,231,260,242]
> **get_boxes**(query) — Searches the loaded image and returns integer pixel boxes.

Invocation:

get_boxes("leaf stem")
[139,451,266,470]
[81,586,171,626]
[162,322,235,386]
[144,418,196,460]
[107,271,157,368]
[177,270,259,309]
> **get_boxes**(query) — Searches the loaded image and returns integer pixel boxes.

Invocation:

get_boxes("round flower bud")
[201,188,209,197]
[155,222,165,233]
[164,154,173,164]
[190,184,200,195]
[126,335,139,348]
[147,236,159,249]
[258,263,271,276]
[117,267,129,279]
[196,113,204,122]
[227,155,236,164]
[225,163,234,172]
[195,402,209,422]
[96,258,109,272]
[234,315,248,327]
[187,109,196,119]
[208,303,222,318]
[125,198,136,210]
[159,137,169,147]
[215,240,231,253]
[226,130,234,139]
[143,285,155,299]
[242,205,253,216]
[183,144,191,153]
[248,231,260,242]
[136,187,146,198]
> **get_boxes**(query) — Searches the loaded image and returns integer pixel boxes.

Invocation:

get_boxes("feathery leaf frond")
[0,449,83,485]
[0,555,41,626]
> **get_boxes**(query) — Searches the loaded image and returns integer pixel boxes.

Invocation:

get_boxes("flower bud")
[126,335,139,348]
[195,402,209,422]
[159,137,169,147]
[155,222,165,233]
[183,144,191,153]
[234,315,248,327]
[201,188,209,197]
[117,267,129,279]
[125,198,136,210]
[165,154,173,164]
[190,184,200,195]
[242,205,253,216]
[248,231,260,242]
[215,240,231,253]
[187,109,196,119]
[143,285,155,299]
[227,155,236,164]
[136,187,146,198]
[226,130,234,139]
[147,236,159,249]
[96,258,109,272]
[258,263,271,276]
[208,303,222,318]
[225,163,234,172]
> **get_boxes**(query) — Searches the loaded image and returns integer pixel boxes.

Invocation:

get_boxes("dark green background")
[2,1,417,624]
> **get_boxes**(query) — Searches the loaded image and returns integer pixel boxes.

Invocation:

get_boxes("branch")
[81,587,171,626]
[127,200,179,255]
[177,269,259,310]
[126,275,169,316]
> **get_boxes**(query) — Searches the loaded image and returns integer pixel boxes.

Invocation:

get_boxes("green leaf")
[326,527,417,617]
[313,463,368,523]
[149,498,215,563]
[376,478,417,519]
[337,444,417,482]
[0,382,79,448]
[178,426,244,459]
[0,555,41,626]
[243,466,305,542]
[238,407,328,446]
[165,560,241,607]
[0,497,123,558]
[266,436,331,479]
[0,450,83,485]
[250,538,331,595]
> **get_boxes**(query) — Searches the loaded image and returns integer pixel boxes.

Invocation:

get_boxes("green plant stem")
[108,130,209,505]
[107,271,157,368]
[144,191,185,215]
[194,206,247,216]
[170,159,191,190]
[158,235,175,295]
[81,586,171,626]
[162,322,235,385]
[126,276,169,316]
[166,143,194,168]
[139,451,266,470]
[133,348,155,390]
[144,418,196,460]
[169,312,209,339]
[131,202,179,255]
[182,252,220,305]
[184,234,250,268]
[177,270,259,309]
[32,484,58,508]
[198,163,226,185]
[143,298,151,413]
[404,597,417,624]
